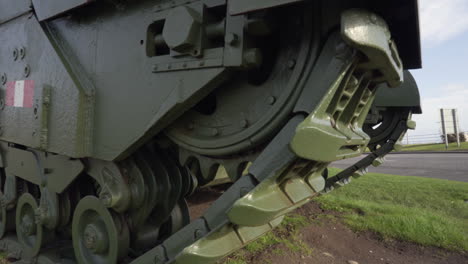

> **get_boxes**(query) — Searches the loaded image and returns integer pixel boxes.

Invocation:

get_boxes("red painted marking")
[5,82,15,107]
[5,80,35,108]
[23,80,34,108]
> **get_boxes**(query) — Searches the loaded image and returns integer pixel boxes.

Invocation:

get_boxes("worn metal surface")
[341,9,403,88]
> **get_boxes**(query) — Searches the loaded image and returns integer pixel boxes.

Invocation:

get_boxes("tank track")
[325,107,416,190]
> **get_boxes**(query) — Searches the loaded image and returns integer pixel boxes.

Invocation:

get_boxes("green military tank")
[0,0,421,263]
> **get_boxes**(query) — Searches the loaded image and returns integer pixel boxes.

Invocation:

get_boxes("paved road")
[332,153,468,182]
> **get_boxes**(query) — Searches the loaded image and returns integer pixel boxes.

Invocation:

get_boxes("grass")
[224,214,313,264]
[225,168,468,263]
[401,141,468,152]
[315,168,468,252]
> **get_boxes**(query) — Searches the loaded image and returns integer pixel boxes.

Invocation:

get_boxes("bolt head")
[84,225,97,249]
[268,96,276,105]
[83,223,108,253]
[240,119,248,128]
[99,193,112,207]
[1,73,6,85]
[224,33,238,45]
[12,48,18,60]
[163,6,201,53]
[20,214,36,236]
[24,65,30,78]
[19,47,26,59]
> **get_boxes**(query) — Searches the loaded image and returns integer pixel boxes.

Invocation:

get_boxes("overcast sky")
[409,0,468,141]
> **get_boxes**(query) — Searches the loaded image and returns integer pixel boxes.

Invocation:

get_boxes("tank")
[0,0,421,263]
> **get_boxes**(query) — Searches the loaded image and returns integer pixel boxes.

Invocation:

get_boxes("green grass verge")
[401,141,468,152]
[315,168,468,252]
[224,214,313,264]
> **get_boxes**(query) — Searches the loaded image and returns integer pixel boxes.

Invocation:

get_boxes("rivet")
[268,96,276,105]
[167,64,172,70]
[370,14,378,24]
[19,47,26,59]
[199,61,205,66]
[224,33,238,45]
[287,59,296,69]
[24,65,31,77]
[12,48,18,61]
[211,128,219,136]
[182,63,187,68]
[240,119,248,128]
[152,65,158,72]
[1,73,6,85]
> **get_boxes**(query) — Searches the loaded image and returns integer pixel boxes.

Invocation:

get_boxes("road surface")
[332,153,468,182]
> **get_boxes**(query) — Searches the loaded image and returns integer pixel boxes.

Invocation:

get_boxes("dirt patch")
[235,202,468,264]
[187,184,229,219]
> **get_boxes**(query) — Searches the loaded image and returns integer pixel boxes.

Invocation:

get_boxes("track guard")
[374,71,422,114]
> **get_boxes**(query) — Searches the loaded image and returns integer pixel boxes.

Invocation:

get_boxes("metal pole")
[440,109,448,149]
[452,109,460,148]
[406,132,409,145]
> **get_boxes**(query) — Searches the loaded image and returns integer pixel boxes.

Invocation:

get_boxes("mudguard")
[374,70,422,114]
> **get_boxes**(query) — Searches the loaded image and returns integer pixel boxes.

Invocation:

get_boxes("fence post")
[452,109,460,148]
[440,109,448,150]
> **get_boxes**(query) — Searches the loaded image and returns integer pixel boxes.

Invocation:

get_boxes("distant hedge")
[441,133,467,143]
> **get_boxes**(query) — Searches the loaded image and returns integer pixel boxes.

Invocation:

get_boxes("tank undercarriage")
[0,1,421,263]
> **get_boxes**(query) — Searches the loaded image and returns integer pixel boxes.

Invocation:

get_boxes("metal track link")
[325,110,416,190]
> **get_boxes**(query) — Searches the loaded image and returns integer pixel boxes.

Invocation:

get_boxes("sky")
[408,0,468,143]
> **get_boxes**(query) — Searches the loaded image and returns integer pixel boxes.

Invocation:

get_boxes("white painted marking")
[14,81,25,107]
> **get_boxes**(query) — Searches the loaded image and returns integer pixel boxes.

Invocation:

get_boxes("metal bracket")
[39,85,51,150]
[2,174,17,210]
